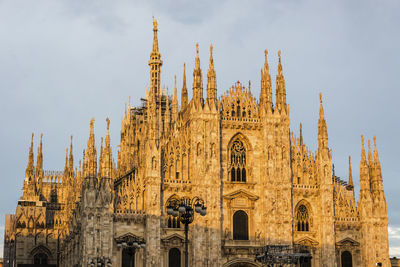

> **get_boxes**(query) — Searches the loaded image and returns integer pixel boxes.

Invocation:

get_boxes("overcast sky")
[0,0,399,257]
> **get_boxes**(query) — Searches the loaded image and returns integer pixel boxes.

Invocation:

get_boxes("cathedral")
[3,20,390,267]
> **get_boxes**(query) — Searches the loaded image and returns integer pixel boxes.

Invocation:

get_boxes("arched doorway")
[168,248,181,267]
[224,258,260,267]
[33,253,48,264]
[341,251,352,267]
[233,210,248,240]
[122,248,135,267]
[299,250,311,267]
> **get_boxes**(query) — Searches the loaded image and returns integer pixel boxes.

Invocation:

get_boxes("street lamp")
[166,196,207,267]
[115,235,146,267]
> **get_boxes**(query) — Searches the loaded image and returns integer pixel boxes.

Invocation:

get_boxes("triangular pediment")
[223,189,259,201]
[295,236,319,247]
[161,233,184,242]
[336,237,360,246]
[115,232,143,242]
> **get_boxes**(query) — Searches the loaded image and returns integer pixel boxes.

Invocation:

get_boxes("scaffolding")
[254,245,312,266]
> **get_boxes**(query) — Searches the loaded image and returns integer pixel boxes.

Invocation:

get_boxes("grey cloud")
[0,0,400,256]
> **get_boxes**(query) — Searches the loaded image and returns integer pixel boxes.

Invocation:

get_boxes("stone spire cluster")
[12,20,389,267]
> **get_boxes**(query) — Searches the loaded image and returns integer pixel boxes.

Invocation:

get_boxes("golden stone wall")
[3,20,390,267]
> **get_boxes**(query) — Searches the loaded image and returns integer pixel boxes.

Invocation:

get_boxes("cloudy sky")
[0,0,399,257]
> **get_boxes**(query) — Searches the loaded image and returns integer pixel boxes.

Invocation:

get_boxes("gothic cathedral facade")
[3,20,390,267]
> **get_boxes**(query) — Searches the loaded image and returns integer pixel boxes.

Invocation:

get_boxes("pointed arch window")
[229,139,246,182]
[33,253,48,264]
[296,205,310,232]
[169,248,181,267]
[167,215,181,229]
[233,210,248,240]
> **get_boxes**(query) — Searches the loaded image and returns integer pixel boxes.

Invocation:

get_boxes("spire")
[36,133,43,178]
[68,135,74,174]
[371,136,384,195]
[359,135,371,195]
[152,18,159,54]
[25,133,35,182]
[260,49,273,111]
[64,147,69,175]
[318,93,328,153]
[348,156,354,189]
[102,118,113,179]
[105,118,110,148]
[85,118,97,177]
[275,50,287,112]
[361,135,366,163]
[98,137,104,178]
[368,139,373,164]
[164,87,170,132]
[181,63,188,109]
[207,43,217,107]
[373,136,380,164]
[192,43,203,107]
[148,18,163,99]
[172,75,178,119]
[299,123,303,146]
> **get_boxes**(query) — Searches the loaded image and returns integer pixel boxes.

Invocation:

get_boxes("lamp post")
[166,196,207,267]
[115,235,146,267]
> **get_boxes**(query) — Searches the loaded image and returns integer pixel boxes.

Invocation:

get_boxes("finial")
[300,123,303,145]
[210,44,213,56]
[348,155,354,187]
[373,135,379,161]
[153,18,158,31]
[265,49,268,61]
[90,118,95,133]
[124,103,127,120]
[278,50,281,61]
[196,43,199,56]
[40,133,43,143]
[319,92,322,104]
[31,133,34,144]
[248,80,251,92]
[174,75,177,89]
[106,117,110,131]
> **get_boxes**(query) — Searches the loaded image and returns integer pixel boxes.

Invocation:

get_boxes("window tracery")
[229,139,246,182]
[296,204,310,232]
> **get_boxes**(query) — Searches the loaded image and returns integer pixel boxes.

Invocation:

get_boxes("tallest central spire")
[148,18,163,99]
[152,18,159,53]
